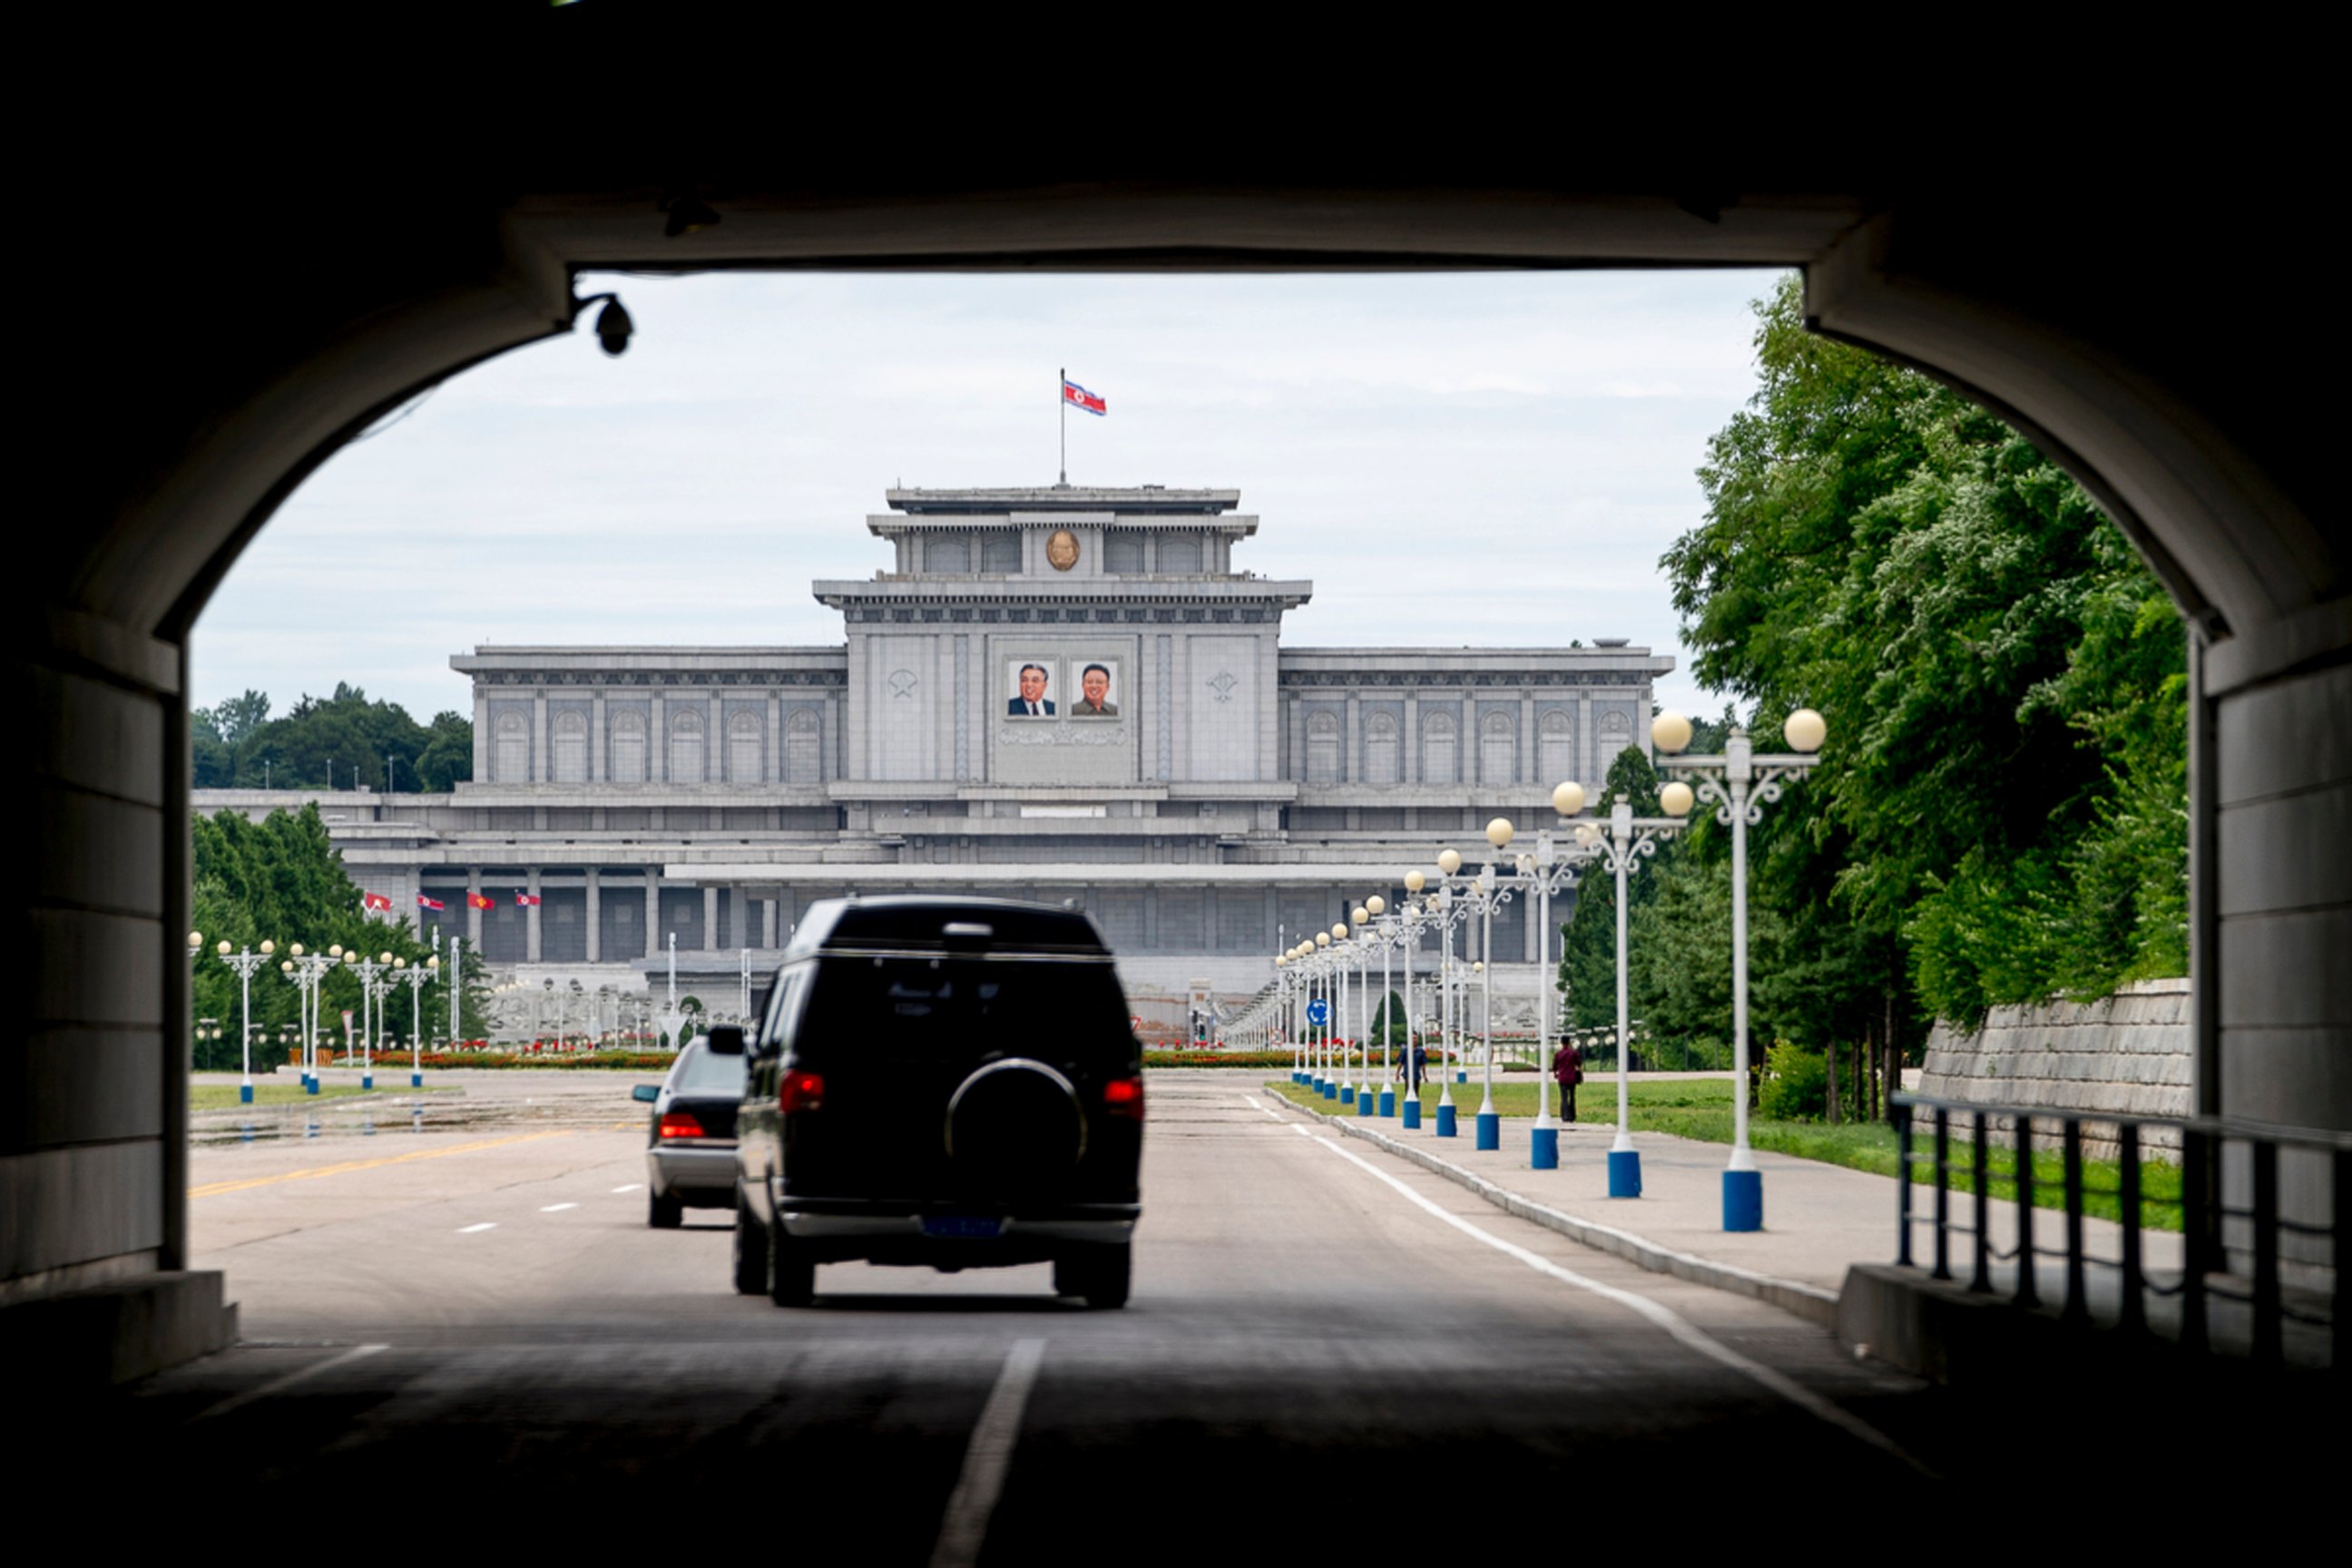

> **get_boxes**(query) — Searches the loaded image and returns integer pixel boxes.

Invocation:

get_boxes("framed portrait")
[1005,657,1058,719]
[1068,658,1120,720]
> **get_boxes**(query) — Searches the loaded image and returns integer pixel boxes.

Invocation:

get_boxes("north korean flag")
[1063,378,1107,416]
[417,895,445,912]
[515,891,542,906]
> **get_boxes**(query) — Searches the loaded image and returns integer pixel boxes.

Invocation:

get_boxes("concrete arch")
[17,172,2346,1386]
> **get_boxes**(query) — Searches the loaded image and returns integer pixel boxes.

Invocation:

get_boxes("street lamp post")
[1654,708,1827,1230]
[1582,792,1690,1198]
[213,938,277,1105]
[396,955,437,1087]
[348,950,393,1090]
[1349,906,1377,1119]
[1430,878,1460,1136]
[1369,896,1396,1118]
[1517,782,1600,1171]
[1435,826,1518,1152]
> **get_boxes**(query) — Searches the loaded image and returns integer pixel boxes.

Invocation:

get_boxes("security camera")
[594,299,632,357]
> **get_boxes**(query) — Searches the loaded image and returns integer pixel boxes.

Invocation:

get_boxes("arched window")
[785,708,822,785]
[1305,711,1341,784]
[926,534,971,572]
[1422,712,1458,786]
[1156,534,1201,573]
[610,710,647,784]
[1538,709,1575,788]
[494,710,529,782]
[727,710,763,784]
[669,709,706,785]
[1597,708,1633,766]
[1366,711,1400,785]
[551,710,588,783]
[1480,710,1517,786]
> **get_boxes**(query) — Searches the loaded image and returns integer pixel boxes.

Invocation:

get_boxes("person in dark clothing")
[1550,1040,1583,1122]
[1406,1038,1428,1091]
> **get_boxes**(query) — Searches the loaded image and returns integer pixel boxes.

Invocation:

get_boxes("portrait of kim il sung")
[1007,659,1055,718]
[1071,661,1119,719]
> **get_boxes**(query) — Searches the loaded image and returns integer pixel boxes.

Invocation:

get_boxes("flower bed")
[1142,1050,1295,1068]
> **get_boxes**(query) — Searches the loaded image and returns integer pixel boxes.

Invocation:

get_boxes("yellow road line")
[189,1130,572,1198]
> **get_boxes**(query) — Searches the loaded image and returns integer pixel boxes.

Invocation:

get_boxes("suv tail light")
[1103,1075,1144,1121]
[657,1112,706,1140]
[779,1070,825,1112]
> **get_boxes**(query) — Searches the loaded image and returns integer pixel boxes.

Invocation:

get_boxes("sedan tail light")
[1102,1075,1144,1121]
[657,1112,706,1141]
[779,1070,825,1112]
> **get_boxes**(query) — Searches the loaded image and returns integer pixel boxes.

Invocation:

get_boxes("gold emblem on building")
[1045,529,1080,572]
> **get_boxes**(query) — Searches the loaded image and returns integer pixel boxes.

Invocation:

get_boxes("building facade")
[197,485,1669,1030]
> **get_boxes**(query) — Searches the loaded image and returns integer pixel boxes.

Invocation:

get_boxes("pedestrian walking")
[1406,1038,1428,1092]
[1550,1039,1582,1122]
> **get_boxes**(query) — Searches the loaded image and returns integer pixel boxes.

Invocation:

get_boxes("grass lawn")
[1266,1076,2181,1231]
[190,1082,460,1110]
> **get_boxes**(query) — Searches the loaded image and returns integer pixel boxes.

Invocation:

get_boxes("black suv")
[723,897,1143,1308]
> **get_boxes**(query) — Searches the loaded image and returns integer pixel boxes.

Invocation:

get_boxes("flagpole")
[1058,366,1066,486]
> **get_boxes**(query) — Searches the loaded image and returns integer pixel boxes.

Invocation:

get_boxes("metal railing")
[1892,1092,2344,1368]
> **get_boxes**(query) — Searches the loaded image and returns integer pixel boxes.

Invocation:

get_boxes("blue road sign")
[1306,997,1330,1027]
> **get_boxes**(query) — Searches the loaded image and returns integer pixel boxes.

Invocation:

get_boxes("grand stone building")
[199,484,1668,1029]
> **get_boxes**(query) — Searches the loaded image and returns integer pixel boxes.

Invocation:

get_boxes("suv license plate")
[922,1215,1004,1240]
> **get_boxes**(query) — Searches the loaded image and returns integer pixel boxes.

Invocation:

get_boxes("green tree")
[1664,277,2186,1026]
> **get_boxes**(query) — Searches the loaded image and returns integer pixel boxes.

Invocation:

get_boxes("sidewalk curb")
[1262,1086,1840,1330]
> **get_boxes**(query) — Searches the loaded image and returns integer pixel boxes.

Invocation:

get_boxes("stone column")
[590,692,607,783]
[643,873,661,960]
[1578,691,1594,787]
[584,867,601,964]
[531,691,548,783]
[1634,688,1654,763]
[1520,692,1535,784]
[767,692,783,783]
[1344,691,1361,783]
[466,867,483,946]
[1404,693,1419,784]
[761,898,778,948]
[650,692,667,782]
[472,688,490,781]
[703,885,720,951]
[730,886,748,953]
[525,867,544,962]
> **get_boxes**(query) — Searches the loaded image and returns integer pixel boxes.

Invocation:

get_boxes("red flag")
[416,895,445,912]
[1062,377,1106,416]
[515,892,542,906]
[466,893,495,910]
[362,892,393,912]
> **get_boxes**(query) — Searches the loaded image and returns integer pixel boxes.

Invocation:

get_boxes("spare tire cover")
[945,1058,1086,1194]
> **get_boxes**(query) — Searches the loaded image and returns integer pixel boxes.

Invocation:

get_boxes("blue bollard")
[239,1083,254,1105]
[1608,1149,1642,1198]
[1339,1084,1356,1106]
[361,1073,373,1091]
[1475,1111,1500,1151]
[1455,1070,1467,1083]
[1377,1087,1396,1117]
[1531,1125,1559,1169]
[1322,1080,1338,1102]
[306,1077,320,1096]
[410,1072,423,1089]
[1401,1096,1422,1130]
[1435,1102,1457,1137]
[1357,1089,1374,1117]
[1722,1169,1763,1232]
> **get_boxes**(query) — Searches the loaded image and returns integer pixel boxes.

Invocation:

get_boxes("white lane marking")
[540,1202,579,1212]
[612,1184,644,1193]
[456,1222,497,1233]
[188,1344,387,1424]
[1292,1126,1934,1475]
[1240,1095,1287,1122]
[928,1338,1048,1568]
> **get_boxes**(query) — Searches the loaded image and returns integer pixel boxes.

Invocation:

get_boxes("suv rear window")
[800,958,1130,1063]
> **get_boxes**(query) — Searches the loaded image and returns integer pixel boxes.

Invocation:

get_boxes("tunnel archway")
[17,171,2345,1382]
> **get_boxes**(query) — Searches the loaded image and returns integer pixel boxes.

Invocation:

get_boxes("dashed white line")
[1293,1125,1934,1475]
[612,1183,644,1193]
[928,1338,1047,1568]
[540,1202,579,1212]
[456,1222,497,1233]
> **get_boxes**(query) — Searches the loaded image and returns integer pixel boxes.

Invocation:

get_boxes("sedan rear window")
[669,1045,748,1096]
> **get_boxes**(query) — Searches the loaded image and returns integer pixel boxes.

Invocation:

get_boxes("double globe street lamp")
[1652,707,1827,1231]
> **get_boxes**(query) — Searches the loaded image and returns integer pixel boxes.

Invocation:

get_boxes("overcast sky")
[194,269,1789,725]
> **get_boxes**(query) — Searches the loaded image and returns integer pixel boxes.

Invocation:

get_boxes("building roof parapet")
[866,514,1259,536]
[887,485,1240,514]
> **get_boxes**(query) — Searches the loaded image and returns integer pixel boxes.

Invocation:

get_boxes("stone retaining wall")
[1916,979,2190,1157]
